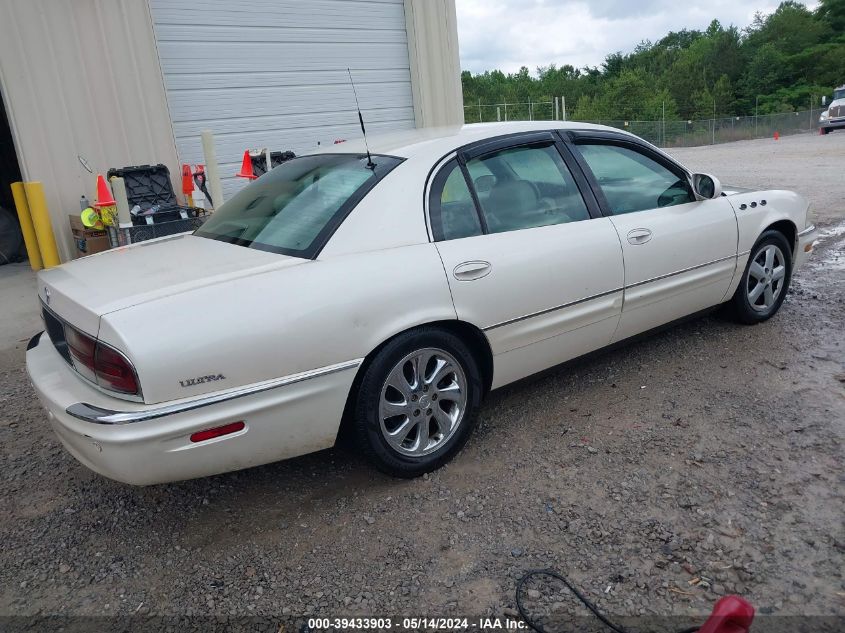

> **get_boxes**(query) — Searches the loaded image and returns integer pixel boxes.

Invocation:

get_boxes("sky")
[456,0,817,74]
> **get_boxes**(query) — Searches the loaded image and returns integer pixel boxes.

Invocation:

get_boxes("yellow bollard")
[23,182,61,269]
[10,182,43,271]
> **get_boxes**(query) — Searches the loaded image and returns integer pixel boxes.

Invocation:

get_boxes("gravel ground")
[0,131,843,631]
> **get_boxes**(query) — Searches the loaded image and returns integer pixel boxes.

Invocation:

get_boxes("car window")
[576,143,694,215]
[195,154,401,258]
[467,144,590,234]
[429,159,484,241]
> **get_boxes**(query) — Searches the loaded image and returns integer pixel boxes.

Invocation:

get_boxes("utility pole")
[504,102,508,121]
[755,96,759,138]
[712,98,716,145]
[562,96,566,121]
[554,97,559,120]
[662,101,666,147]
[809,95,813,132]
[497,106,501,122]
[529,98,533,121]
[478,98,482,123]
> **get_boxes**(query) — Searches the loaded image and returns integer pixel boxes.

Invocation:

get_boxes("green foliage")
[461,1,844,121]
[817,0,845,31]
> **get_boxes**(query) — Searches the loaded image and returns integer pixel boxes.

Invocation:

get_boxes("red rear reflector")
[190,421,245,443]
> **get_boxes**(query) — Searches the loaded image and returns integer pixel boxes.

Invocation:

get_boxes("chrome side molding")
[66,359,363,425]
[484,253,740,331]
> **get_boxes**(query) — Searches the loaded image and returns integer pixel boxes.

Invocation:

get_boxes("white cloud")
[456,0,799,74]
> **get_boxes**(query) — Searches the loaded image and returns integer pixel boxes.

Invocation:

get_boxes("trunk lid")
[36,234,305,335]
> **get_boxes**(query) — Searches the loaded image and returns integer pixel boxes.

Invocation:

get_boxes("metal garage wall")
[0,0,179,262]
[148,0,417,201]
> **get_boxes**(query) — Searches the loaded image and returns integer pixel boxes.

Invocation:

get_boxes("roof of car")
[313,121,631,161]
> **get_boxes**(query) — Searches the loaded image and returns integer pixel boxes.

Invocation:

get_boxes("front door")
[569,139,738,343]
[429,133,625,389]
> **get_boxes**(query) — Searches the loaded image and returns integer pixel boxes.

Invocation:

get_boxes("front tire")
[353,328,483,478]
[728,230,792,324]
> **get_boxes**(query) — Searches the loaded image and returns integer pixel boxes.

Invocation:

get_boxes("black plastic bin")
[107,163,204,226]
[249,150,296,177]
[112,216,206,247]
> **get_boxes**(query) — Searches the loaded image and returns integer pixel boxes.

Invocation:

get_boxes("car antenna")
[347,68,376,170]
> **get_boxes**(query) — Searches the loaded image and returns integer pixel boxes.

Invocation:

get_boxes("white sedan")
[26,122,817,485]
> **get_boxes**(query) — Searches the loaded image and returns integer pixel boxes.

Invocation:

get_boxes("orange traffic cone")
[773,131,780,140]
[181,164,193,195]
[93,174,116,207]
[181,164,194,206]
[236,150,257,179]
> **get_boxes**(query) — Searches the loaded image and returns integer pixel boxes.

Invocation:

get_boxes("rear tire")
[728,230,792,324]
[353,327,483,478]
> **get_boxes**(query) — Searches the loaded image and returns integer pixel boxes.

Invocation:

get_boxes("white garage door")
[149,0,416,201]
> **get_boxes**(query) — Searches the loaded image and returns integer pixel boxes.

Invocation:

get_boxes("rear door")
[430,132,625,389]
[567,134,738,343]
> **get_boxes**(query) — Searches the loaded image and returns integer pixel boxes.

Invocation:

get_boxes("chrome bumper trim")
[66,359,363,425]
[797,225,816,238]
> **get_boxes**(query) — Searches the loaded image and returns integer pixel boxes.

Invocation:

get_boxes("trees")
[816,0,845,32]
[460,1,842,120]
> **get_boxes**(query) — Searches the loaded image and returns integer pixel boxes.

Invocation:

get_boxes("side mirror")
[692,173,722,200]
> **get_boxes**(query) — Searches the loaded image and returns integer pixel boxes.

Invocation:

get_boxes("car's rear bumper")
[26,333,359,485]
[794,224,818,270]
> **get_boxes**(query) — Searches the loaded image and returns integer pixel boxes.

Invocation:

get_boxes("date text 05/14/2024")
[306,617,527,630]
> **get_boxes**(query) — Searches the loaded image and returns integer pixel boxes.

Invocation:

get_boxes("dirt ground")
[0,131,843,631]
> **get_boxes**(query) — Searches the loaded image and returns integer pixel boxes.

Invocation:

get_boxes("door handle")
[453,260,492,281]
[627,228,653,245]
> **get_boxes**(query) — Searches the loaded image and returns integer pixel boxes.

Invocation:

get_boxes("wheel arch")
[761,219,797,254]
[335,319,494,443]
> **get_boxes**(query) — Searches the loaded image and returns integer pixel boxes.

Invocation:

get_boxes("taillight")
[94,344,139,395]
[64,324,139,396]
[65,327,96,373]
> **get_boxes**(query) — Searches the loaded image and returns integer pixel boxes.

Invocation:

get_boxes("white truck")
[819,84,845,134]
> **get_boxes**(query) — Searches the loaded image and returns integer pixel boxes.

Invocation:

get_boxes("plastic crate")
[249,150,296,177]
[111,216,207,247]
[107,163,203,225]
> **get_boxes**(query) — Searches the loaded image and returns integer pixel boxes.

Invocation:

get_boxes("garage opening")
[0,87,24,265]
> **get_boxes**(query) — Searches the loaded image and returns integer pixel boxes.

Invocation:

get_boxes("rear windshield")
[195,154,401,258]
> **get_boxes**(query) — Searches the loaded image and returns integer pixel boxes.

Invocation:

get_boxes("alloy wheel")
[379,348,467,457]
[746,244,786,312]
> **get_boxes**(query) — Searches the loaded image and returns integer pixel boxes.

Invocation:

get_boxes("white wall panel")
[0,0,179,262]
[404,0,463,127]
[149,0,416,201]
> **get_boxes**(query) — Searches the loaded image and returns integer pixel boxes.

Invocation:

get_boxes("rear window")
[195,154,401,258]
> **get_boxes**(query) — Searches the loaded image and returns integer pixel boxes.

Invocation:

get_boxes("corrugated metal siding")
[149,0,416,201]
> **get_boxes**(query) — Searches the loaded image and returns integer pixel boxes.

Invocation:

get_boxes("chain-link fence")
[463,102,826,148]
[465,101,557,123]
